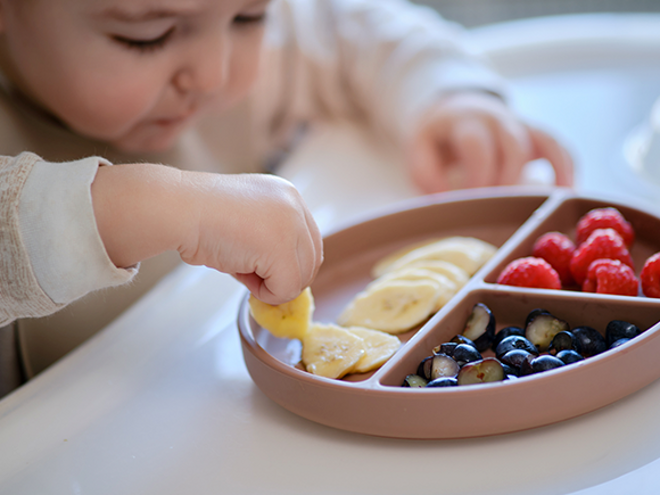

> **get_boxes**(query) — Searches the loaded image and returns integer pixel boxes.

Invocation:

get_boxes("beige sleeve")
[254,0,508,148]
[0,153,137,326]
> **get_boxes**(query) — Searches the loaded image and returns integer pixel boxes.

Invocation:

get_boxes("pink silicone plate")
[237,187,660,439]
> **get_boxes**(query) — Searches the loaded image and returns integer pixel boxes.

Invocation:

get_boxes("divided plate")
[237,187,660,439]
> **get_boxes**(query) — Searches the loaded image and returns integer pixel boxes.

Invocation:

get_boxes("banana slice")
[248,287,314,340]
[346,326,401,373]
[380,237,496,276]
[369,268,457,311]
[371,238,442,278]
[388,260,469,290]
[302,323,366,379]
[337,280,440,334]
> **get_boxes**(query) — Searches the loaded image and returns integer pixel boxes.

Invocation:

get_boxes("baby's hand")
[178,173,323,305]
[405,92,573,193]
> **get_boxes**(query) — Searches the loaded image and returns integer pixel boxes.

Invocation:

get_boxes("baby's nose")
[174,37,229,95]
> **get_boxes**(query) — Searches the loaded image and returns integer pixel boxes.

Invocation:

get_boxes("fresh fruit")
[371,267,457,311]
[461,302,496,352]
[547,331,577,356]
[457,358,505,385]
[399,260,470,290]
[605,320,641,346]
[522,355,565,375]
[641,252,660,298]
[426,377,459,387]
[576,207,635,247]
[496,257,561,290]
[569,229,634,286]
[418,353,460,381]
[500,349,535,370]
[525,311,570,351]
[338,279,440,333]
[301,323,365,379]
[402,374,428,387]
[572,326,608,357]
[532,232,576,285]
[494,335,538,360]
[452,343,482,367]
[248,287,314,340]
[556,349,584,365]
[582,259,639,296]
[346,326,401,374]
[377,237,497,277]
[492,326,525,349]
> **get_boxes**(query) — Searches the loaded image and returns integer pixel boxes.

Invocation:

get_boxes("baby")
[0,0,572,384]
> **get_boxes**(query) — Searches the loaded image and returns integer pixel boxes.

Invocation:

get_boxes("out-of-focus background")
[413,0,660,26]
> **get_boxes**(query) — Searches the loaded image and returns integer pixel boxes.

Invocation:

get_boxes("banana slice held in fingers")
[338,280,440,334]
[248,287,314,340]
[302,323,366,379]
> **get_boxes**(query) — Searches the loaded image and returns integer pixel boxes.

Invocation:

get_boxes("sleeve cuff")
[18,156,138,305]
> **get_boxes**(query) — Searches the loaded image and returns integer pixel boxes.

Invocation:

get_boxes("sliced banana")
[388,260,469,290]
[248,287,314,340]
[380,237,496,276]
[302,323,366,379]
[371,238,442,278]
[337,280,440,334]
[369,267,457,311]
[346,326,401,373]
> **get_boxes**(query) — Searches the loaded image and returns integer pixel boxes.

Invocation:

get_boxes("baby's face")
[0,0,269,152]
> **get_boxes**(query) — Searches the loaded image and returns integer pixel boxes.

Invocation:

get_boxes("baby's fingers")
[528,126,574,187]
[451,118,497,189]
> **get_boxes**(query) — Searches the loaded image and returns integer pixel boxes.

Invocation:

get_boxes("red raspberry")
[496,257,561,290]
[576,207,635,247]
[582,259,639,296]
[641,252,660,298]
[532,232,575,286]
[569,228,634,286]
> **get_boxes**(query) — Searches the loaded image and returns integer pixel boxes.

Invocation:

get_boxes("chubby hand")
[93,165,322,305]
[178,173,323,305]
[405,91,574,193]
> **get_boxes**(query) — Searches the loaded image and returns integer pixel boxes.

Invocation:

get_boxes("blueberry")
[609,338,630,349]
[429,353,460,380]
[572,326,608,357]
[426,376,458,388]
[525,308,552,327]
[450,334,478,349]
[556,349,584,365]
[402,374,428,387]
[452,344,482,367]
[500,362,519,377]
[417,355,434,380]
[495,335,538,360]
[433,342,457,357]
[500,349,535,371]
[547,330,577,356]
[527,355,565,374]
[606,320,642,346]
[462,303,496,352]
[525,312,570,351]
[457,358,505,385]
[492,325,525,350]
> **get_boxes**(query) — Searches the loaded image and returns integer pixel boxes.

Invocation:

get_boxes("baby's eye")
[232,12,267,26]
[113,27,175,52]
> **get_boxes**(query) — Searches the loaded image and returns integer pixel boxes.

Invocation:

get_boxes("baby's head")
[0,0,269,152]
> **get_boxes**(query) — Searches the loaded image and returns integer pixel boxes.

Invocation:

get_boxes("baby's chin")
[105,126,185,155]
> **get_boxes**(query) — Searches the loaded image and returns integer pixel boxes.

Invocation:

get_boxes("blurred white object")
[624,96,660,185]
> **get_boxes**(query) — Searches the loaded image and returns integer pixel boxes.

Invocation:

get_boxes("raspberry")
[532,232,575,286]
[641,252,660,298]
[576,207,635,247]
[496,257,561,290]
[569,228,634,286]
[582,259,639,296]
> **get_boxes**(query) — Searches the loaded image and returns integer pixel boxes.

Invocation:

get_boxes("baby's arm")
[91,164,322,305]
[256,0,572,191]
